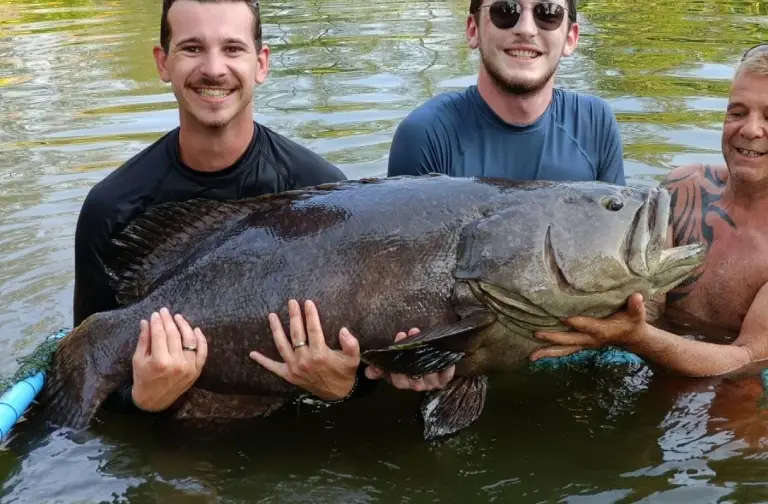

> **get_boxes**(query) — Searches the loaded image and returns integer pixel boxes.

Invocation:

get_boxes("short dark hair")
[160,0,263,53]
[469,0,578,25]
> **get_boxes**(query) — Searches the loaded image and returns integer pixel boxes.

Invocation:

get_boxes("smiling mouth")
[736,147,766,158]
[194,88,234,99]
[503,49,541,59]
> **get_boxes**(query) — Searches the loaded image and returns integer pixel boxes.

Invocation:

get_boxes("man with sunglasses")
[386,0,625,185]
[531,46,768,381]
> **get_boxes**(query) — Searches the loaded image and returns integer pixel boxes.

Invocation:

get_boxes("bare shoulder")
[661,162,733,306]
[659,163,730,248]
[661,162,728,192]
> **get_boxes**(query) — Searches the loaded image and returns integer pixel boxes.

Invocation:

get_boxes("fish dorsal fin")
[103,198,260,306]
[101,176,433,306]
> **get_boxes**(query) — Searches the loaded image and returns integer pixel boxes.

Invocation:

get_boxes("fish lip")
[651,186,706,282]
[646,186,667,266]
[624,187,666,276]
[658,242,707,269]
[654,242,707,291]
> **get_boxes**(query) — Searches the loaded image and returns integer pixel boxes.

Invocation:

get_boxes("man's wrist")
[322,370,360,404]
[130,384,166,413]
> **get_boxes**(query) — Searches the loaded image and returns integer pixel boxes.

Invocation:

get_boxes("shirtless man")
[530,45,768,378]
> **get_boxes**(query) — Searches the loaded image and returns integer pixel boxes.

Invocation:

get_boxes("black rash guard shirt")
[71,121,373,413]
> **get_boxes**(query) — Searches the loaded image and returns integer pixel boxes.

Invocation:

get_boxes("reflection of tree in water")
[579,0,767,80]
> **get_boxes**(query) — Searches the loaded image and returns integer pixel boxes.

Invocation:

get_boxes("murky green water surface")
[1,0,767,502]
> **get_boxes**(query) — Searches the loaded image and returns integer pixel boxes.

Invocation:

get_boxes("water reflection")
[2,0,768,501]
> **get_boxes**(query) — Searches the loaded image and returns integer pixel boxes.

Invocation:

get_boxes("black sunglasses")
[742,42,768,62]
[478,0,569,32]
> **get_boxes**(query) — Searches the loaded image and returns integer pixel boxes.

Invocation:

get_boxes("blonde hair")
[736,50,768,77]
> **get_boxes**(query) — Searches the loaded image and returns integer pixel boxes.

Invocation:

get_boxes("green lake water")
[1,0,767,502]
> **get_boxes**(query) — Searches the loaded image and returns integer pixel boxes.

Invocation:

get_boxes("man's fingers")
[149,311,170,360]
[249,350,291,381]
[628,292,646,318]
[339,327,360,361]
[268,312,296,365]
[160,308,183,356]
[530,345,587,361]
[364,365,384,380]
[304,300,327,349]
[438,365,455,385]
[134,319,150,359]
[175,314,198,359]
[287,299,307,349]
[535,330,598,347]
[391,373,416,390]
[422,373,442,390]
[393,328,421,344]
[193,327,208,369]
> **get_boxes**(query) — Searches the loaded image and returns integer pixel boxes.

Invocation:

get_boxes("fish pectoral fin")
[360,311,495,376]
[420,375,488,441]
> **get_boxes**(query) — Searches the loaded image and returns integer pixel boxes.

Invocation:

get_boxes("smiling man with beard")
[386,0,625,184]
[73,0,452,419]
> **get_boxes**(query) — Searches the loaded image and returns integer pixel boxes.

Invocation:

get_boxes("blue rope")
[529,347,646,371]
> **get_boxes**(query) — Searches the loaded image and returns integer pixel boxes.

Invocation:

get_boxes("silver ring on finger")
[292,340,308,350]
[182,345,197,352]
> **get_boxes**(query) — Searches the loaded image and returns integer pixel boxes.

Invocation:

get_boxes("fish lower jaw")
[658,243,707,267]
[652,243,707,290]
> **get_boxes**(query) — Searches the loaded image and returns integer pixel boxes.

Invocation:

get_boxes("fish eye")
[602,197,624,211]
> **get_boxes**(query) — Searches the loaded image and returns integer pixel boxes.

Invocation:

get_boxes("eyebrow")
[174,36,250,47]
[175,36,203,47]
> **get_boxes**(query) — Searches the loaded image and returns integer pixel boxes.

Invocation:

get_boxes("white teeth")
[736,147,766,158]
[196,88,232,98]
[505,49,539,59]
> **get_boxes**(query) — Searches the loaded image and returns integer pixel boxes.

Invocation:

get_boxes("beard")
[479,46,559,96]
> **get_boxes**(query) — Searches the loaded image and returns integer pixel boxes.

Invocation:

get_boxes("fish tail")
[35,315,127,429]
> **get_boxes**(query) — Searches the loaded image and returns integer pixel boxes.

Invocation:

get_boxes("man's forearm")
[628,324,752,377]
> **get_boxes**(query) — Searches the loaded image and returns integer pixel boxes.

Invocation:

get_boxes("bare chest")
[671,229,768,330]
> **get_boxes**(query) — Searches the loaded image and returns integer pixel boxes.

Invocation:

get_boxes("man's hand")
[364,328,455,391]
[249,299,361,401]
[131,307,208,412]
[529,292,649,361]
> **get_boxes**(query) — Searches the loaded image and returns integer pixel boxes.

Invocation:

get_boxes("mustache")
[187,76,236,88]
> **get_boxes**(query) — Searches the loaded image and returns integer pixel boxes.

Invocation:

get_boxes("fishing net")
[0,328,69,396]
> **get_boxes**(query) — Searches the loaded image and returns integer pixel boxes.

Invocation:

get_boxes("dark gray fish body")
[36,174,705,439]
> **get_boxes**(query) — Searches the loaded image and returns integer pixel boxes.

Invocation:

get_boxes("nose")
[740,113,768,140]
[200,49,228,79]
[510,4,538,37]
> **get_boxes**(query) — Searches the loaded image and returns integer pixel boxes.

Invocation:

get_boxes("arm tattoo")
[664,164,735,303]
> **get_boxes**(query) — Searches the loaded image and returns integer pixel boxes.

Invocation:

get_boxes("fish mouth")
[626,186,706,289]
[625,186,664,277]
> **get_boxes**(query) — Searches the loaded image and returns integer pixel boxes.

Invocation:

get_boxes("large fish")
[36,175,705,440]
